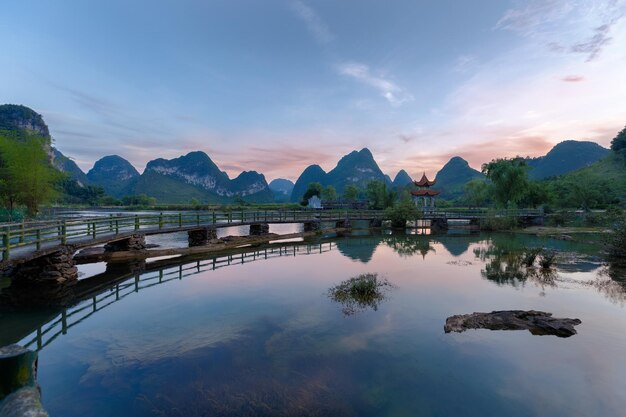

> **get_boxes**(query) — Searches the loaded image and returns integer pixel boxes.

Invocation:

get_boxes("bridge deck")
[0,208,543,264]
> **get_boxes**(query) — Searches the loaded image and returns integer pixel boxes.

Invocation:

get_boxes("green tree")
[611,125,626,163]
[384,198,419,229]
[463,179,488,207]
[611,125,626,153]
[520,181,551,208]
[301,182,323,205]
[0,133,59,216]
[321,185,337,201]
[367,180,395,210]
[343,184,360,201]
[481,158,529,208]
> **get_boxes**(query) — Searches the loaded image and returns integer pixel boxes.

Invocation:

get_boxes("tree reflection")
[328,273,395,316]
[382,235,435,258]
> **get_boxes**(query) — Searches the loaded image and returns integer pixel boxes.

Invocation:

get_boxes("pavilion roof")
[414,173,436,187]
[411,189,440,197]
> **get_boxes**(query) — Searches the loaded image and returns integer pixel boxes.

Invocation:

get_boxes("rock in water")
[444,310,581,338]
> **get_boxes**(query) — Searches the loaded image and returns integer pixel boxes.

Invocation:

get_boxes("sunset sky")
[2,0,626,181]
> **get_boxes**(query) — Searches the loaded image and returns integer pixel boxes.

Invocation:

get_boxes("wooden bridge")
[0,208,544,264]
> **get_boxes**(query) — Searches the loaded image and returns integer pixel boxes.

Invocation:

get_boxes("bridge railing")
[0,209,382,261]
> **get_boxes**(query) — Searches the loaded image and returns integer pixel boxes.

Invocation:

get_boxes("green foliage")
[606,221,626,258]
[122,194,157,206]
[98,195,121,206]
[610,125,626,154]
[300,182,322,205]
[343,184,360,200]
[520,181,551,208]
[367,180,395,210]
[481,158,529,208]
[463,179,489,207]
[0,132,59,216]
[321,185,337,201]
[545,173,618,210]
[480,210,519,231]
[384,198,419,229]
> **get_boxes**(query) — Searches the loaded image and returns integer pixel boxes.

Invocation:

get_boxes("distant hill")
[527,140,609,179]
[52,148,89,186]
[392,170,413,189]
[290,148,387,201]
[290,165,328,202]
[269,178,294,202]
[133,151,273,203]
[87,155,140,197]
[434,156,484,199]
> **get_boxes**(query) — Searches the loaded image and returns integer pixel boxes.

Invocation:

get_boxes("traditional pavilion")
[411,173,440,210]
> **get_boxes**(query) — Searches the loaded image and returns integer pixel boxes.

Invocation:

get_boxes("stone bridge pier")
[104,234,146,252]
[335,219,352,229]
[249,223,270,236]
[2,247,79,305]
[188,227,217,247]
[303,220,321,232]
[430,218,448,233]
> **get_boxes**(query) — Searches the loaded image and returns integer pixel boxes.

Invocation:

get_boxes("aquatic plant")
[521,248,542,267]
[328,273,394,316]
[539,251,557,269]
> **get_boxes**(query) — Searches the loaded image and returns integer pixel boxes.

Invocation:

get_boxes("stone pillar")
[430,218,448,233]
[0,345,48,417]
[188,227,217,247]
[12,246,78,284]
[303,220,321,232]
[249,223,270,236]
[369,218,382,228]
[104,234,146,252]
[335,219,352,229]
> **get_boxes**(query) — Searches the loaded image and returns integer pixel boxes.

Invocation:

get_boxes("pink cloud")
[560,75,585,82]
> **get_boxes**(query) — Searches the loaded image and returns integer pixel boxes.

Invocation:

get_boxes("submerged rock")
[444,310,581,338]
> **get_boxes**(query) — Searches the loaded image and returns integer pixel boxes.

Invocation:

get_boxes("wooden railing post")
[159,213,164,229]
[196,214,200,226]
[109,214,113,232]
[19,221,24,244]
[2,229,9,261]
[36,229,41,250]
[115,220,119,234]
[92,221,97,238]
[212,210,216,224]
[135,215,140,231]
[61,221,67,245]
[179,213,183,227]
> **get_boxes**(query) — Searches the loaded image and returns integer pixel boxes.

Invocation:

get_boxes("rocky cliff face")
[139,151,273,202]
[0,104,51,140]
[269,178,294,202]
[52,148,89,186]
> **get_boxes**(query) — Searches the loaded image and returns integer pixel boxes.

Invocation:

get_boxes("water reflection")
[2,231,626,417]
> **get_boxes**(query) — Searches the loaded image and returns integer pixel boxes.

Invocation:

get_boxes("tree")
[520,181,551,208]
[463,179,488,207]
[384,198,419,229]
[321,185,337,201]
[343,184,360,201]
[301,182,323,205]
[610,125,626,153]
[366,180,395,210]
[481,158,529,208]
[0,133,59,216]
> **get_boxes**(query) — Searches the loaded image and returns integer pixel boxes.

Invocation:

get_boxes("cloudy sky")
[2,0,625,181]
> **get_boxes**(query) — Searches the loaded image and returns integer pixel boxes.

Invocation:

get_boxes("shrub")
[606,222,626,258]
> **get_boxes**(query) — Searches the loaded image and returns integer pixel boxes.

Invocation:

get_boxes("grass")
[328,273,394,316]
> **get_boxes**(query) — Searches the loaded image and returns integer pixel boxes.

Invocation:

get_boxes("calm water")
[2,232,626,417]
